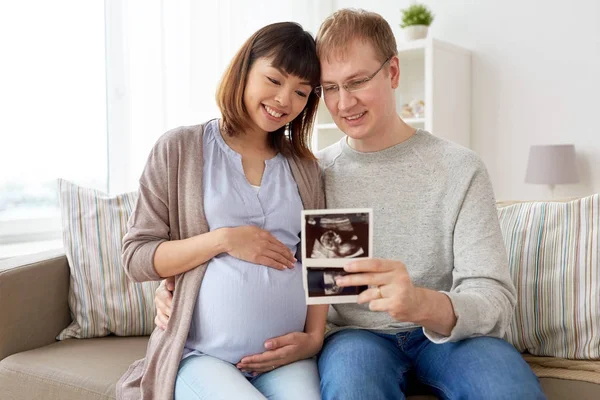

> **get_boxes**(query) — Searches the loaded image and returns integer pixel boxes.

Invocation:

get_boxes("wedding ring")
[377,287,383,299]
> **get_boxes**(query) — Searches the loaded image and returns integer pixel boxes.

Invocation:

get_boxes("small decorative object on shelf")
[400,104,414,119]
[400,3,435,41]
[400,100,426,119]
[409,99,425,118]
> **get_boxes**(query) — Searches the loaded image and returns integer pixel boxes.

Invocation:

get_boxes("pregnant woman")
[117,22,327,400]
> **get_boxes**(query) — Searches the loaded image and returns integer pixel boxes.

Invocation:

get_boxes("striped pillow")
[57,179,158,339]
[498,194,600,359]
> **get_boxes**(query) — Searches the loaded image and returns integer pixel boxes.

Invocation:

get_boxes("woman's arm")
[154,226,297,278]
[153,229,228,278]
[303,304,329,348]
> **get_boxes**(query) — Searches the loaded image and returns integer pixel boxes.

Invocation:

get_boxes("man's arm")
[336,157,515,342]
[423,159,516,342]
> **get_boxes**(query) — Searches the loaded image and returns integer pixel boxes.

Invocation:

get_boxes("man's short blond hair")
[316,9,398,63]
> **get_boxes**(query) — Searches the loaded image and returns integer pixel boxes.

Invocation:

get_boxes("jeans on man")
[318,328,546,400]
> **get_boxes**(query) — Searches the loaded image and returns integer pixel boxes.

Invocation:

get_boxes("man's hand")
[335,258,457,336]
[154,276,174,330]
[236,332,323,374]
[335,258,424,322]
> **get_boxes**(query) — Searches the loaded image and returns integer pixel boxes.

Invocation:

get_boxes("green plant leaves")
[400,3,435,28]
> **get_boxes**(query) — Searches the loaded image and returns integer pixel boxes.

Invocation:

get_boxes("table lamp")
[525,144,579,198]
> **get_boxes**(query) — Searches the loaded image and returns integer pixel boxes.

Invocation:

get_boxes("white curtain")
[106,0,330,194]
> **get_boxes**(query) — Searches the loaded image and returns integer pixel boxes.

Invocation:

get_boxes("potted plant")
[400,3,435,41]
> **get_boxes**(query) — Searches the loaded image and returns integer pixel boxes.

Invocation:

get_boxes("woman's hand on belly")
[235,331,324,374]
[222,226,296,270]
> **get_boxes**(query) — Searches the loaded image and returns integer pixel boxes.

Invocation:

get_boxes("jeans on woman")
[318,328,546,400]
[174,354,321,400]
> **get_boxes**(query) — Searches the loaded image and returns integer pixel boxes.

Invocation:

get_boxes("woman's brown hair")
[216,22,320,160]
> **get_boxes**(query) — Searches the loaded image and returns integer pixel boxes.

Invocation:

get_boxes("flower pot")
[403,25,429,41]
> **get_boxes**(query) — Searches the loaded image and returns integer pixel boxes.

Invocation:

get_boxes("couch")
[1,249,599,399]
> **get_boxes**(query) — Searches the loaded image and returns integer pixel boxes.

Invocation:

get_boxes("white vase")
[403,25,429,41]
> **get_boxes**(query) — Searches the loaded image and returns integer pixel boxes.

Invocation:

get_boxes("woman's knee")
[175,355,264,400]
[255,359,320,400]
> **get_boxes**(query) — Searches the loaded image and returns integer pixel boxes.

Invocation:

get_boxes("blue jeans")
[174,354,321,400]
[318,329,546,400]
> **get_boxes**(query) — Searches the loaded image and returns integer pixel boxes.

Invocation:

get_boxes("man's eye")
[267,77,280,85]
[323,85,338,92]
[347,79,368,90]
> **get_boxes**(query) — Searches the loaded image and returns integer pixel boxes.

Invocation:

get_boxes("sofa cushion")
[0,336,148,400]
[498,194,600,359]
[523,354,600,384]
[57,179,159,339]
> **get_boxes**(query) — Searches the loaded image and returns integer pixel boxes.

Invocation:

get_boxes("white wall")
[334,0,600,200]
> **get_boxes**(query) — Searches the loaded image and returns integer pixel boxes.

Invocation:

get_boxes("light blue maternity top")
[183,119,306,364]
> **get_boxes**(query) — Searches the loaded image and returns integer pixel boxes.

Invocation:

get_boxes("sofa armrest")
[0,249,71,361]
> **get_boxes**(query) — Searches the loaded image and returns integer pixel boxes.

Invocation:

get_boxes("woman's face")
[243,57,313,134]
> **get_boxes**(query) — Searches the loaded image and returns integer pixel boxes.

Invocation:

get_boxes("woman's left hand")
[236,331,323,374]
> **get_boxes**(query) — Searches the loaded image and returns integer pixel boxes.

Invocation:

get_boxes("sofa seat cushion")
[523,354,600,385]
[0,336,148,400]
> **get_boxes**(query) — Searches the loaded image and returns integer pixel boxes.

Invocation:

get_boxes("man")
[154,9,546,399]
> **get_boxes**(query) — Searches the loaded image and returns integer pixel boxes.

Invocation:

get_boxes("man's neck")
[347,116,416,153]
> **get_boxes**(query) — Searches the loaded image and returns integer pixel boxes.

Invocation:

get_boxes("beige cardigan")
[117,123,325,399]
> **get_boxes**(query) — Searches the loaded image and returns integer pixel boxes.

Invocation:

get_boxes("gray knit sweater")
[317,130,516,343]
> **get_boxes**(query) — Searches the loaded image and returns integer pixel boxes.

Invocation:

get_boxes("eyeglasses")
[314,56,392,99]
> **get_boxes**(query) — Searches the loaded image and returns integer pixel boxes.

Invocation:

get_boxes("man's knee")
[318,330,407,400]
[423,336,546,400]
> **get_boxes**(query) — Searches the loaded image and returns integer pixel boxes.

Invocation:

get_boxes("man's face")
[320,40,399,143]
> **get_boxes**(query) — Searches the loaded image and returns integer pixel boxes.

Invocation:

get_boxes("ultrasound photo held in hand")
[304,212,370,260]
[301,209,373,304]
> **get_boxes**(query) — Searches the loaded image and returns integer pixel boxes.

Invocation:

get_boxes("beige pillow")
[57,179,158,339]
[498,194,600,359]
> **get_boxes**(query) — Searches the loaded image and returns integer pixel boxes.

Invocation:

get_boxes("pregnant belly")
[186,256,307,364]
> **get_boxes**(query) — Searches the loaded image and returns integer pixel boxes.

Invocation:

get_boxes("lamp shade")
[525,144,579,185]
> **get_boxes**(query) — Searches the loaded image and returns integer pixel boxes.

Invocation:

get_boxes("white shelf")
[397,38,427,52]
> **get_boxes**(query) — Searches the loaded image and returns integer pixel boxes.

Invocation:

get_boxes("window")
[0,0,326,259]
[0,2,107,257]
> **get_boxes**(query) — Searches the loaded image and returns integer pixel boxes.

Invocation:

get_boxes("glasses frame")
[314,56,393,99]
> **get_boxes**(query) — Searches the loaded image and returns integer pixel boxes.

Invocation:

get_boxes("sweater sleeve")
[121,138,172,283]
[423,158,516,343]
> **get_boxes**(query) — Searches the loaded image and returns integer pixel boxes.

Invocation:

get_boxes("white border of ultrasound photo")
[301,208,373,305]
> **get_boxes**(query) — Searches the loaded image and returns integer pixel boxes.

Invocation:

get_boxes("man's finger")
[344,258,395,273]
[154,314,167,330]
[156,295,172,317]
[166,276,175,291]
[335,272,389,287]
[368,298,391,312]
[356,287,383,304]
